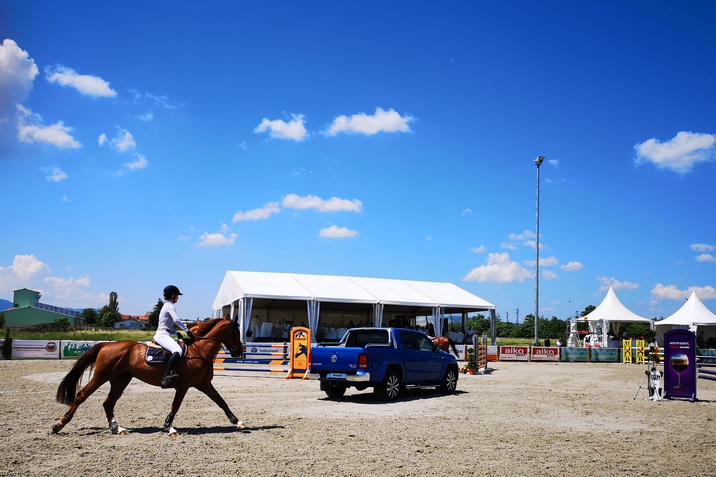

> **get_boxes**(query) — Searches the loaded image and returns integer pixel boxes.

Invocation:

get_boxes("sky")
[1,1,715,323]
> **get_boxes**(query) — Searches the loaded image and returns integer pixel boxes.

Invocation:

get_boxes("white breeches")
[154,331,182,354]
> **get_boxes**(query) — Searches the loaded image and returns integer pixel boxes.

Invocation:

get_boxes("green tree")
[80,308,98,325]
[0,312,5,329]
[147,299,163,329]
[54,317,71,329]
[98,291,121,327]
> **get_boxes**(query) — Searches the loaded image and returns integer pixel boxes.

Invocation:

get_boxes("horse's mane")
[190,318,228,336]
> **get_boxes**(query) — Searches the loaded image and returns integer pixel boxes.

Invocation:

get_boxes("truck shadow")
[321,388,468,404]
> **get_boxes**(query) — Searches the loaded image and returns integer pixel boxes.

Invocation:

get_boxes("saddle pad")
[145,346,170,364]
[145,340,187,364]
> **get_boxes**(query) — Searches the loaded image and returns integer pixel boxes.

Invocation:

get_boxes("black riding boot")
[161,352,181,388]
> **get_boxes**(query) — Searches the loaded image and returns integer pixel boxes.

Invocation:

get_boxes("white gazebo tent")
[211,271,496,342]
[582,286,652,347]
[654,291,716,347]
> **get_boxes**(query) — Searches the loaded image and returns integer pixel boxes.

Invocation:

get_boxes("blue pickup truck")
[308,327,459,400]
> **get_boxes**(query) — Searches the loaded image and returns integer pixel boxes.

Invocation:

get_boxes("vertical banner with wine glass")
[664,329,697,402]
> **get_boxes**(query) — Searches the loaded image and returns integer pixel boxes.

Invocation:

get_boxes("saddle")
[145,340,188,364]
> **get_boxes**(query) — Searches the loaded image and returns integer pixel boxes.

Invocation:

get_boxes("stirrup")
[161,371,178,388]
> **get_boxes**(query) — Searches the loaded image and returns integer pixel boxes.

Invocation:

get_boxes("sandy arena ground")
[0,358,714,477]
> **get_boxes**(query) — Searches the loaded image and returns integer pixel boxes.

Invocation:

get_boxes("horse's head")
[223,319,244,358]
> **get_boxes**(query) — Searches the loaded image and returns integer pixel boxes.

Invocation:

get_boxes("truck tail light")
[358,353,368,369]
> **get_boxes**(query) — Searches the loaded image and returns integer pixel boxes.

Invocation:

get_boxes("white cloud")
[325,107,413,136]
[0,254,48,281]
[651,283,716,302]
[111,128,136,152]
[634,131,715,173]
[45,166,68,182]
[145,92,182,111]
[16,104,80,149]
[0,39,38,117]
[540,256,559,267]
[137,111,154,122]
[121,153,148,172]
[461,208,472,216]
[196,231,238,247]
[254,114,307,141]
[596,276,639,292]
[508,230,536,241]
[45,65,116,97]
[691,243,715,253]
[561,261,584,272]
[463,252,533,283]
[233,202,281,222]
[542,270,558,280]
[282,194,363,213]
[500,242,517,250]
[471,245,486,254]
[0,254,106,309]
[319,225,359,239]
[98,133,107,145]
[696,254,716,264]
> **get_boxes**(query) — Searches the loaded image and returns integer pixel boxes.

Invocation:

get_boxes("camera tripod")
[634,356,663,401]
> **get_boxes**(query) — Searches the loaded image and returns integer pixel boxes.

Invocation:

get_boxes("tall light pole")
[534,155,545,346]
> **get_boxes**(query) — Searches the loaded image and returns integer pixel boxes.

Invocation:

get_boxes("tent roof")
[654,291,716,327]
[584,286,651,323]
[212,271,495,311]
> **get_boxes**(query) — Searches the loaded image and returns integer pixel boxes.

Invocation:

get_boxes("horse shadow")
[62,424,284,436]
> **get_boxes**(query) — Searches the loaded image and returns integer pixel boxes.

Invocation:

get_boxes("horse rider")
[154,285,193,387]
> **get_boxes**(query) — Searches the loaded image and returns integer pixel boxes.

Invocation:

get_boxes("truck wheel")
[440,366,458,393]
[323,382,347,398]
[376,370,402,401]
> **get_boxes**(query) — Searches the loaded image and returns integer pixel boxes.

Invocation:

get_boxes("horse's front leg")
[164,386,188,437]
[195,381,246,430]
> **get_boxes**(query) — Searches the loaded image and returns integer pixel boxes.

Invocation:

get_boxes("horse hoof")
[168,427,179,437]
[52,424,61,434]
[236,421,246,430]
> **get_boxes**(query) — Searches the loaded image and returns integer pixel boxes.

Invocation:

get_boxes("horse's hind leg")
[104,372,132,435]
[52,373,110,434]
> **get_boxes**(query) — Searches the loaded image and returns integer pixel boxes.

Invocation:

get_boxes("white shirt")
[157,301,189,335]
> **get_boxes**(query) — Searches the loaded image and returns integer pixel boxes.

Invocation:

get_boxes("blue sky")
[1,1,715,322]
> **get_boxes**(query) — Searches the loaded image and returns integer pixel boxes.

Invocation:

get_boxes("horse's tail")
[55,343,105,405]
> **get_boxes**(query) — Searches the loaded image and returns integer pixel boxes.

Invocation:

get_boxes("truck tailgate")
[310,346,363,375]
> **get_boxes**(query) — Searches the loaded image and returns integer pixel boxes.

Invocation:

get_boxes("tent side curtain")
[373,303,384,327]
[307,300,320,342]
[241,298,253,340]
[433,306,444,337]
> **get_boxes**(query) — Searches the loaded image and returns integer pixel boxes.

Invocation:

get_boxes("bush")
[2,329,12,360]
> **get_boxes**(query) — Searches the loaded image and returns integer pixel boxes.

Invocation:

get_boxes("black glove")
[186,330,196,344]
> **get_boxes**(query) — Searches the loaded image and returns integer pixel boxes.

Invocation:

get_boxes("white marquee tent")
[212,271,496,342]
[654,291,716,346]
[581,286,652,346]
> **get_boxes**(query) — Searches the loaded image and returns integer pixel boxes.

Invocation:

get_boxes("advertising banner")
[531,346,559,362]
[60,341,103,359]
[12,339,60,359]
[487,346,499,362]
[589,348,619,362]
[286,327,311,379]
[499,346,529,361]
[560,347,589,362]
[664,329,697,401]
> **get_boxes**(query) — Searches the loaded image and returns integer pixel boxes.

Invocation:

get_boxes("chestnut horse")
[52,318,244,436]
[433,336,460,357]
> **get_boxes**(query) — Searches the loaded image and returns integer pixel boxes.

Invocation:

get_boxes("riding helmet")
[163,285,183,300]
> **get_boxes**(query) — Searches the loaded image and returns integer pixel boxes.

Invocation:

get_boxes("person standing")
[154,285,192,387]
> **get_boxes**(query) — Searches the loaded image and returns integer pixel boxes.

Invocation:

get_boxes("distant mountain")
[0,299,13,312]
